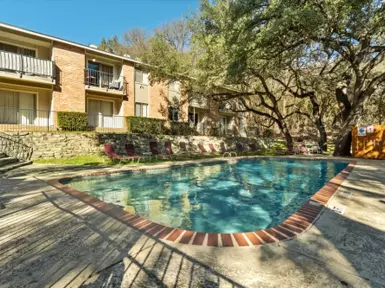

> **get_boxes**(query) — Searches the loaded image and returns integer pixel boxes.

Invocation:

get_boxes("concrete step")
[0,161,32,174]
[0,152,7,159]
[0,157,19,167]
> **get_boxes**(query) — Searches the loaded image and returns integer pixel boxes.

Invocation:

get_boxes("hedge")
[169,121,199,136]
[126,116,166,134]
[57,111,88,131]
[126,116,199,136]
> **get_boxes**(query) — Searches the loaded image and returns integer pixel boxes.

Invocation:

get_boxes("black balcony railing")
[84,69,126,93]
[0,50,55,79]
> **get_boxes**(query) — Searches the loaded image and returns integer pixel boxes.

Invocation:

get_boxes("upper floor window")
[168,81,181,104]
[168,107,179,121]
[135,103,148,117]
[169,81,180,93]
[135,70,149,85]
[0,42,36,57]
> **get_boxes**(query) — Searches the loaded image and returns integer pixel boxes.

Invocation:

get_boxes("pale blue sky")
[0,0,199,45]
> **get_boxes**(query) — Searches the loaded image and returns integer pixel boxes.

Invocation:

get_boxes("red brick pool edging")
[47,160,356,248]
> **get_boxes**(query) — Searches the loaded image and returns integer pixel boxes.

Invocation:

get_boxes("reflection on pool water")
[64,158,348,233]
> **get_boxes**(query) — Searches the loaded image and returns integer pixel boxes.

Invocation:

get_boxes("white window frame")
[134,69,149,85]
[135,102,149,117]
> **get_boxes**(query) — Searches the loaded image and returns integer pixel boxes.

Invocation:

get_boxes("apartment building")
[0,22,245,136]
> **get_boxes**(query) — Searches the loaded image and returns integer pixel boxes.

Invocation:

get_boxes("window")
[219,116,228,135]
[169,81,180,92]
[135,70,149,85]
[168,81,181,104]
[0,42,36,57]
[0,90,36,124]
[168,107,179,121]
[188,112,198,126]
[135,103,148,117]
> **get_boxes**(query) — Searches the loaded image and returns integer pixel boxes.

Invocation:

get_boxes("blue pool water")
[65,158,348,233]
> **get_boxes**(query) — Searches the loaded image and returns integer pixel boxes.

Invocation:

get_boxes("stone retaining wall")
[2,132,267,160]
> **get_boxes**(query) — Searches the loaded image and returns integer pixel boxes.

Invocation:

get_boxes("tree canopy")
[98,0,385,156]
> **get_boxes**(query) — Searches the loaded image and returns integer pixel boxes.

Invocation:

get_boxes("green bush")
[126,116,166,134]
[169,121,198,136]
[57,111,88,131]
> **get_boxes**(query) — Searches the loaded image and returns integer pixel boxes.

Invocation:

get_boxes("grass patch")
[34,155,110,165]
[33,148,282,166]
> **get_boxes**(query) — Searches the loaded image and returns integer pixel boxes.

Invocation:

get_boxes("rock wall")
[2,132,266,160]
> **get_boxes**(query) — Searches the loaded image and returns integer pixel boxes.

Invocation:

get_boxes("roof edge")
[0,21,143,65]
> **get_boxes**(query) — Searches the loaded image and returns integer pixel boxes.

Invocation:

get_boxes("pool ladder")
[222,152,237,158]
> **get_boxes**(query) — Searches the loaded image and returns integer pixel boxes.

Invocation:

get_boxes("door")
[220,117,227,135]
[88,99,100,127]
[87,62,100,86]
[19,93,35,125]
[88,99,113,128]
[100,101,113,127]
[0,90,18,124]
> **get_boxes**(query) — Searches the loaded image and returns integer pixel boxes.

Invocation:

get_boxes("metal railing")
[0,107,127,132]
[84,69,126,93]
[0,50,56,79]
[189,97,208,109]
[219,102,235,113]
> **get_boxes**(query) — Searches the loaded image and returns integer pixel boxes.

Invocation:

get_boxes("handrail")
[0,132,33,160]
[0,50,55,79]
[84,69,126,93]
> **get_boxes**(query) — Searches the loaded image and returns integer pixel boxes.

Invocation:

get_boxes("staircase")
[0,152,32,174]
[0,133,33,174]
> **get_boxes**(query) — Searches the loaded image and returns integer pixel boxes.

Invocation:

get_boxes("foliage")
[189,0,385,155]
[168,121,199,136]
[57,112,88,131]
[126,116,166,135]
[97,1,385,156]
[34,155,111,165]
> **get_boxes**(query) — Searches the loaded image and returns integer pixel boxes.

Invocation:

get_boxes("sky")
[0,0,199,45]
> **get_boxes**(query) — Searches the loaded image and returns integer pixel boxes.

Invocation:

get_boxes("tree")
[98,35,128,55]
[224,0,385,156]
[122,28,149,59]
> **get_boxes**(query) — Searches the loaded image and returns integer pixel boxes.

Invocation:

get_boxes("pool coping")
[46,156,357,248]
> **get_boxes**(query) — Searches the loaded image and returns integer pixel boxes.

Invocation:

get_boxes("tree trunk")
[333,100,365,156]
[333,127,352,156]
[333,84,353,156]
[283,130,294,151]
[315,120,328,152]
[277,121,294,151]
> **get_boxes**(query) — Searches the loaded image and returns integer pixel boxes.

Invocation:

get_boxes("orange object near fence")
[352,125,385,159]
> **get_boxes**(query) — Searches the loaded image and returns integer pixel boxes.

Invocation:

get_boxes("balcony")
[0,107,127,133]
[189,96,208,109]
[84,69,127,95]
[219,101,236,114]
[0,50,56,84]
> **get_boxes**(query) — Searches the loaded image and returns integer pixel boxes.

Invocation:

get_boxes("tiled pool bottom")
[50,158,356,247]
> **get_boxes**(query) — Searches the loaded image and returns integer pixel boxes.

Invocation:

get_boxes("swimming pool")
[64,158,348,234]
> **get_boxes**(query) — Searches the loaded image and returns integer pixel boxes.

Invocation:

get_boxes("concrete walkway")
[0,158,384,287]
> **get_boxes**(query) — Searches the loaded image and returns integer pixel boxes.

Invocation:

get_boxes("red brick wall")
[52,42,86,112]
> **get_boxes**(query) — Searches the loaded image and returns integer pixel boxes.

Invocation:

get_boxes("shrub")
[126,116,166,134]
[57,111,88,131]
[169,121,198,136]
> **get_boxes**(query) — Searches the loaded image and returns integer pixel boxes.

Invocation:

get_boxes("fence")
[0,107,127,133]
